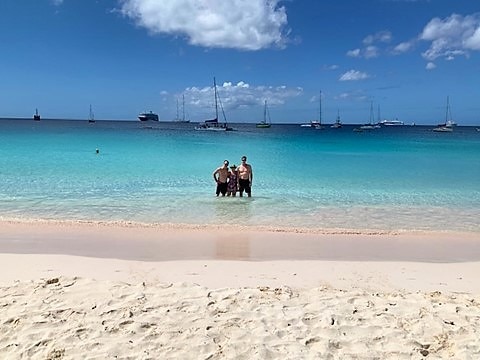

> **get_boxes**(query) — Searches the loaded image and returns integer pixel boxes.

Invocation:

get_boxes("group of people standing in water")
[213,155,253,197]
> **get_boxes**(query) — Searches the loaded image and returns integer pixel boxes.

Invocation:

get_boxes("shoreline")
[2,216,480,235]
[2,219,480,292]
[1,219,480,263]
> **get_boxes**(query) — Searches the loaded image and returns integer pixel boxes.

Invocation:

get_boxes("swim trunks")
[238,179,251,194]
[216,182,228,196]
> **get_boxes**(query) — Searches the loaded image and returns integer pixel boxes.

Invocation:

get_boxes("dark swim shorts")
[216,182,228,196]
[238,179,251,194]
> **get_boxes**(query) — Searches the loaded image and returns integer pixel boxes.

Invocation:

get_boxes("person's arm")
[249,165,253,184]
[213,168,219,182]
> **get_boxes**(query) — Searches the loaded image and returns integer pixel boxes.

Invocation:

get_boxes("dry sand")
[1,220,479,359]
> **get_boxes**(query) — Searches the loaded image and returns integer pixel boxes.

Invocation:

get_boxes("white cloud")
[339,70,369,81]
[183,80,302,112]
[51,0,64,5]
[420,13,480,61]
[364,45,379,59]
[118,0,289,50]
[425,62,436,70]
[324,64,339,70]
[334,91,368,102]
[347,31,390,58]
[346,48,361,57]
[363,30,392,45]
[464,27,480,50]
[392,40,414,54]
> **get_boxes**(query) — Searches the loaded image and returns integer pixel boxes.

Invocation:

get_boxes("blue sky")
[1,0,479,125]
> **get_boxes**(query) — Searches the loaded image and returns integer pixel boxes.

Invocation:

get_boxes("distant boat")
[300,120,321,128]
[313,91,324,130]
[174,94,190,123]
[138,111,159,121]
[88,105,95,123]
[380,119,404,126]
[256,100,272,128]
[195,77,233,131]
[330,110,342,128]
[33,108,40,121]
[300,91,324,128]
[358,102,377,130]
[433,125,453,132]
[433,96,455,132]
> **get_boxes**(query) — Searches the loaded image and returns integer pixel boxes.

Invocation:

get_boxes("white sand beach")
[1,221,480,359]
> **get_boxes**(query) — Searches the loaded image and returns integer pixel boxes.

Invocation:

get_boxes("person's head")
[223,160,229,167]
[230,164,237,171]
[241,156,247,163]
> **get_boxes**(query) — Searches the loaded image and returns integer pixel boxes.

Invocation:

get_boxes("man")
[237,155,253,197]
[213,160,230,196]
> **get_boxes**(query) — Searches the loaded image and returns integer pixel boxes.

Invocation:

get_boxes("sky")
[0,0,479,125]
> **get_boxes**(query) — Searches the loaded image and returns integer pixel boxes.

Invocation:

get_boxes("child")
[227,164,238,197]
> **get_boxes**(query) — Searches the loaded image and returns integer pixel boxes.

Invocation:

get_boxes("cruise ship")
[138,111,159,121]
[380,119,404,126]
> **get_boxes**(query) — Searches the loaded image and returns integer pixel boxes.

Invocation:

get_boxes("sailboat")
[314,91,324,130]
[359,102,376,130]
[174,94,190,123]
[88,104,95,123]
[330,109,342,128]
[256,100,272,128]
[195,77,233,131]
[33,108,41,121]
[301,91,323,128]
[433,96,455,132]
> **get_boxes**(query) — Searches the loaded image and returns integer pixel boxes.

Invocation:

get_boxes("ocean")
[1,119,479,233]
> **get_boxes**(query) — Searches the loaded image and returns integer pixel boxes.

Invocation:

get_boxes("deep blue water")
[1,119,479,232]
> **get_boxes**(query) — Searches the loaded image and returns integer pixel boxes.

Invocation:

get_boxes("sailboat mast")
[446,95,450,123]
[370,101,374,124]
[213,77,218,120]
[319,90,322,125]
[264,100,267,123]
[182,94,185,122]
[176,98,179,121]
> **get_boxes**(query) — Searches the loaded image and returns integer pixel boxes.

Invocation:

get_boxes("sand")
[1,220,480,359]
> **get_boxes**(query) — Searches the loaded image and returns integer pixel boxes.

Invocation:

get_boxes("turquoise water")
[1,119,479,232]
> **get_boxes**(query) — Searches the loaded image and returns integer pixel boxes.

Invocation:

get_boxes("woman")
[227,164,238,197]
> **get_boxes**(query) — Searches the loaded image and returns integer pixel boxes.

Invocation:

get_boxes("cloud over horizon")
[181,81,302,113]
[119,0,289,50]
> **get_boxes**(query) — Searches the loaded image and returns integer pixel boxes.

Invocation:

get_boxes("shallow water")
[1,119,479,232]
